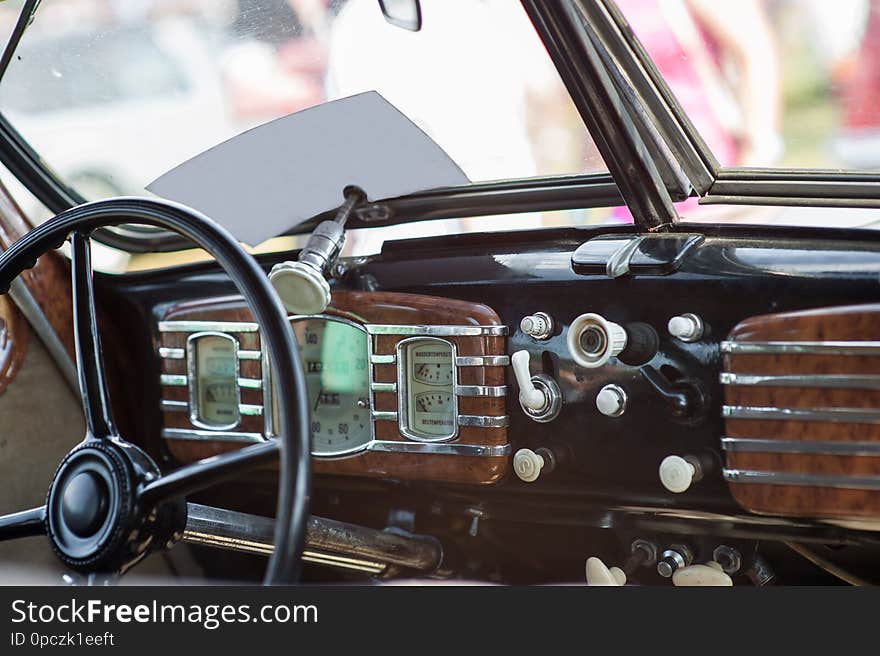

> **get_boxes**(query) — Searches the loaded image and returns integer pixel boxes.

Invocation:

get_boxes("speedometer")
[291,317,372,456]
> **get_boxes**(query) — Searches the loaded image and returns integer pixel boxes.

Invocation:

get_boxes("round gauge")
[411,346,453,386]
[415,391,453,413]
[292,318,372,456]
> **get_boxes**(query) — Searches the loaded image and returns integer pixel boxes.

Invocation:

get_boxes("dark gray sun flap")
[147,91,469,246]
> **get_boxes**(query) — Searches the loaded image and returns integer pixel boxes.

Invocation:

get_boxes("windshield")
[0,0,602,203]
[618,0,880,171]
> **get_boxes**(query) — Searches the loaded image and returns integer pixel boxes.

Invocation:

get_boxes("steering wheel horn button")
[61,471,109,537]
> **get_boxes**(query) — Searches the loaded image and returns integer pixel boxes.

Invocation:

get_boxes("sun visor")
[147,91,469,246]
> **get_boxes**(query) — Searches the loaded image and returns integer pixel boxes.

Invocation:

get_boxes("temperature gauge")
[400,338,457,441]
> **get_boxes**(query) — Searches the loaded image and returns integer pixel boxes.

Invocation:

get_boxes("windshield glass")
[618,0,880,171]
[0,0,603,204]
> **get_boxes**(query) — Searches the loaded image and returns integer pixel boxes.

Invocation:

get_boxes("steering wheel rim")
[0,197,311,584]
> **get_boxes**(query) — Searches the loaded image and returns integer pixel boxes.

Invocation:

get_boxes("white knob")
[667,313,703,342]
[672,562,733,587]
[659,455,696,493]
[511,350,548,412]
[596,384,626,417]
[513,448,545,483]
[268,260,331,314]
[567,313,627,368]
[520,312,553,340]
[585,557,627,586]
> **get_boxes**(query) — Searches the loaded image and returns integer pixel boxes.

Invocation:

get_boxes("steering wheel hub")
[61,471,108,537]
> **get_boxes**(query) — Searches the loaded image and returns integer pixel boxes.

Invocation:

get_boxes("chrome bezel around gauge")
[396,336,459,443]
[186,331,242,431]
[284,314,376,457]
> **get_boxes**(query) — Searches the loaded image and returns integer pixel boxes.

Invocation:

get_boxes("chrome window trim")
[397,336,459,443]
[723,405,880,424]
[720,372,880,389]
[721,340,880,356]
[723,468,880,491]
[186,331,241,431]
[721,437,880,456]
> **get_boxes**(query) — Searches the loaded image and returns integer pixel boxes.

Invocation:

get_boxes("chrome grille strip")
[162,400,263,417]
[158,347,185,359]
[724,469,880,490]
[370,354,396,364]
[721,340,880,356]
[455,355,510,367]
[239,404,263,416]
[455,384,508,397]
[372,411,398,421]
[162,428,265,443]
[721,437,880,456]
[239,350,262,360]
[159,374,262,390]
[723,405,880,423]
[371,382,397,393]
[158,320,259,333]
[366,324,508,337]
[721,372,880,389]
[458,415,509,428]
[160,400,187,411]
[368,441,510,457]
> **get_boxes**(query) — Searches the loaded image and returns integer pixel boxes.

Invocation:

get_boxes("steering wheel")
[0,198,311,584]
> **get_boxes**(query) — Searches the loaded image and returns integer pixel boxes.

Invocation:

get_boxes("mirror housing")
[379,0,422,31]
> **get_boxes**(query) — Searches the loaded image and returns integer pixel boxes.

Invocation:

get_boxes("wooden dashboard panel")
[721,304,880,521]
[155,291,510,484]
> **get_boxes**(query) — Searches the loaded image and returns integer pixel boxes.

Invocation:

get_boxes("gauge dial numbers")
[290,318,373,456]
[401,338,457,441]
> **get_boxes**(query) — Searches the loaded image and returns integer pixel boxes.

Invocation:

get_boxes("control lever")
[511,350,561,422]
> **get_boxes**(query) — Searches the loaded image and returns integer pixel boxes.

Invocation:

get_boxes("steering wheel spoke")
[70,231,117,441]
[139,440,279,508]
[0,506,46,541]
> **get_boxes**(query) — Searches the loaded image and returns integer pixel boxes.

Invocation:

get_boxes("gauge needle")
[314,388,323,412]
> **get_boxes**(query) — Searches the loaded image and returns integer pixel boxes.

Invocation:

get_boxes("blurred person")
[833,0,880,168]
[621,0,782,167]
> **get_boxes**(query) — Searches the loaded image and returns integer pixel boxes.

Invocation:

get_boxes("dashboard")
[155,290,511,484]
[113,225,880,543]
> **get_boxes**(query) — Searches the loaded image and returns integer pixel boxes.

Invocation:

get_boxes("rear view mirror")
[379,0,422,32]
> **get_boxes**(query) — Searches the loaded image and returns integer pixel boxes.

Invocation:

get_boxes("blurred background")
[0,0,877,264]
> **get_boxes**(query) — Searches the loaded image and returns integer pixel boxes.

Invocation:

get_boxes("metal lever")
[183,503,443,577]
[511,350,562,422]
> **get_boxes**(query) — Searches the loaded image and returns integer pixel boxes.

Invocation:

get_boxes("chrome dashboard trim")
[160,400,187,411]
[159,373,187,386]
[163,428,265,443]
[721,372,880,389]
[723,468,880,490]
[455,355,510,367]
[159,320,260,333]
[723,405,880,423]
[458,414,510,428]
[371,410,398,422]
[370,354,396,364]
[721,437,880,456]
[367,440,511,456]
[455,384,508,397]
[158,347,185,360]
[720,340,880,355]
[371,382,397,393]
[367,324,508,337]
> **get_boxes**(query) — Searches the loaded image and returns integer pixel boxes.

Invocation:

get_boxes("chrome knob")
[667,313,704,342]
[596,384,627,417]
[520,312,554,340]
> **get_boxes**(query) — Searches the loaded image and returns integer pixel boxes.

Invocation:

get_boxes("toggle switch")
[511,350,562,422]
